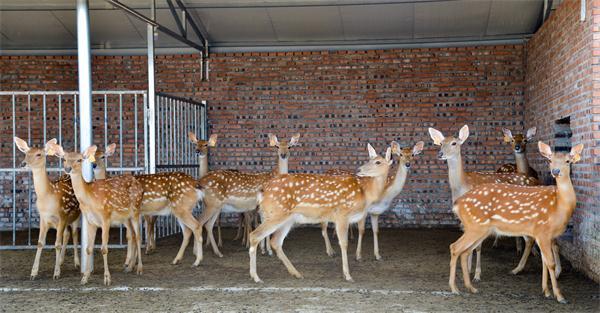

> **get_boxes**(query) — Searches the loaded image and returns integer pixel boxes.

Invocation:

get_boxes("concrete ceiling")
[0,0,546,53]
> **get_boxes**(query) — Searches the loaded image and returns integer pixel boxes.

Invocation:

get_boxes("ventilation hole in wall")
[554,116,572,152]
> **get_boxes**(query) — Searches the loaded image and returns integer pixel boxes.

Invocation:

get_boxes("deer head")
[14,137,57,169]
[188,132,218,157]
[268,133,300,160]
[391,141,424,168]
[428,125,469,161]
[356,144,392,177]
[91,143,116,177]
[48,143,97,176]
[502,127,536,154]
[538,142,584,178]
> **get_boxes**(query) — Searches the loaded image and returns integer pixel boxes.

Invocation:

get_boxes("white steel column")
[76,0,94,273]
[148,0,157,174]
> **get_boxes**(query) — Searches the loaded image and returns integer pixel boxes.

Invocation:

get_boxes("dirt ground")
[1,228,598,312]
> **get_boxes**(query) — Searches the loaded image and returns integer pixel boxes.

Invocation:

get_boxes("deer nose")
[20,160,27,168]
[437,151,444,159]
[405,162,411,168]
[280,153,287,159]
[551,168,560,176]
[92,163,97,169]
[515,144,522,151]
[64,167,72,174]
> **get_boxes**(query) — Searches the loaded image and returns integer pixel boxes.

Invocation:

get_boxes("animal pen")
[0,0,598,312]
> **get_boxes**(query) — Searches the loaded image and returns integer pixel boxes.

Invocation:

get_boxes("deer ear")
[385,147,392,163]
[458,125,469,144]
[526,127,537,141]
[367,143,377,159]
[44,138,58,155]
[14,137,30,153]
[188,131,198,144]
[289,133,300,147]
[105,143,117,156]
[83,145,98,162]
[428,128,444,146]
[48,143,65,158]
[538,141,553,160]
[412,141,425,156]
[390,141,401,155]
[502,128,513,143]
[268,133,279,147]
[208,134,218,147]
[569,143,584,163]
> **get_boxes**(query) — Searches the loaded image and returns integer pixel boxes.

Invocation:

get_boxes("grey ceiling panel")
[193,8,276,43]
[414,0,491,39]
[0,11,75,48]
[268,6,344,41]
[487,0,542,36]
[340,3,413,40]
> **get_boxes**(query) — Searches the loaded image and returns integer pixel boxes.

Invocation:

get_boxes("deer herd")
[13,124,584,304]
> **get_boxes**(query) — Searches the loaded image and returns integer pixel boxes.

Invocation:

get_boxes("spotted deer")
[92,143,116,180]
[497,127,539,179]
[321,141,424,260]
[90,145,204,266]
[14,137,81,280]
[449,142,583,304]
[428,125,542,281]
[196,133,300,257]
[49,143,143,285]
[248,144,391,283]
[143,133,218,255]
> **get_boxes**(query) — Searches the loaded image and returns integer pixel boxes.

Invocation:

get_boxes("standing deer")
[497,127,539,179]
[196,133,299,258]
[428,125,547,281]
[49,143,143,285]
[449,142,583,304]
[92,143,116,180]
[321,141,424,260]
[14,137,80,280]
[143,133,218,255]
[248,144,391,282]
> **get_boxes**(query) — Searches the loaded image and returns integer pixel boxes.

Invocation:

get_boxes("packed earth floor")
[0,228,598,312]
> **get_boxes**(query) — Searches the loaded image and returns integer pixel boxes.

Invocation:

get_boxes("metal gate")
[152,93,207,240]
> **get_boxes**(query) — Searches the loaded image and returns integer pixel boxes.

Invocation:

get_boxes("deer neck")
[362,171,389,206]
[30,166,52,197]
[383,162,409,200]
[555,173,576,218]
[514,151,529,174]
[277,156,288,174]
[446,153,470,202]
[94,168,106,180]
[68,171,93,207]
[198,155,209,178]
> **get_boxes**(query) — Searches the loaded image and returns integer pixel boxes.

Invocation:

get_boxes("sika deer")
[92,143,116,180]
[197,133,300,257]
[14,137,80,280]
[428,125,542,281]
[49,143,143,285]
[497,127,539,179]
[449,142,583,303]
[321,141,424,260]
[248,144,391,282]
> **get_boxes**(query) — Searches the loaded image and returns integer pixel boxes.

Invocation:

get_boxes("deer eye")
[77,159,82,163]
[35,153,42,157]
[375,161,381,165]
[566,160,570,164]
[451,142,457,146]
[100,156,105,159]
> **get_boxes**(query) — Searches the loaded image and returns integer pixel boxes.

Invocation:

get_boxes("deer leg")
[31,221,49,280]
[538,238,566,303]
[460,235,487,294]
[176,206,204,266]
[59,225,70,267]
[492,235,499,248]
[355,216,366,261]
[100,220,111,286]
[542,257,550,298]
[123,220,136,272]
[71,221,80,269]
[516,237,523,254]
[53,220,66,280]
[321,222,335,257]
[473,243,482,282]
[335,219,353,281]
[205,211,223,257]
[270,220,302,279]
[512,236,535,275]
[81,223,97,285]
[215,214,223,248]
[449,232,483,294]
[371,214,382,260]
[144,216,157,254]
[552,241,561,279]
[245,212,254,248]
[131,216,143,275]
[234,213,244,241]
[248,217,289,283]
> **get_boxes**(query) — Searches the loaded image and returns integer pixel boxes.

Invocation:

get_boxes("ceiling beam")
[175,0,209,45]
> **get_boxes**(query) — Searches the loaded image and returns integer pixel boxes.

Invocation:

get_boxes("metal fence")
[152,93,207,240]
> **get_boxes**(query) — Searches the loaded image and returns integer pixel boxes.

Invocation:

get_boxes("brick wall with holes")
[524,0,600,281]
[0,45,527,234]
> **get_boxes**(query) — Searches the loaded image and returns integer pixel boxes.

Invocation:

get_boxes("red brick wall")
[0,46,527,231]
[525,0,599,281]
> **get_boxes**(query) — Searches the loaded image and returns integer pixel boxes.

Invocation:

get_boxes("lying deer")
[142,133,218,255]
[428,125,546,281]
[14,137,80,280]
[321,141,424,260]
[50,143,143,285]
[197,133,299,257]
[248,144,391,282]
[449,142,583,304]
